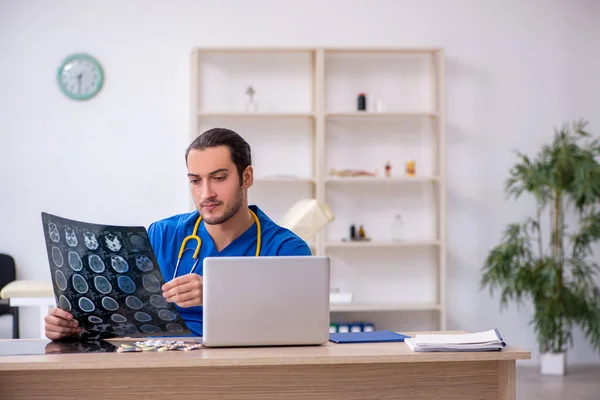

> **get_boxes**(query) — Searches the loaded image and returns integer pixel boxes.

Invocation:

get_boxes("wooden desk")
[0,332,530,400]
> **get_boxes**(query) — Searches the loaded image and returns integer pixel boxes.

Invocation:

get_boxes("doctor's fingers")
[176,298,203,308]
[46,324,79,336]
[46,330,74,341]
[45,320,79,338]
[48,306,74,321]
[163,273,202,291]
[45,313,78,328]
[163,280,201,299]
[167,288,202,305]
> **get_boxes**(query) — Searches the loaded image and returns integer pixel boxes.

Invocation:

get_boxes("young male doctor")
[44,128,312,340]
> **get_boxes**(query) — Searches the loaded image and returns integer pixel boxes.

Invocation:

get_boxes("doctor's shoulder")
[147,211,198,244]
[262,220,312,256]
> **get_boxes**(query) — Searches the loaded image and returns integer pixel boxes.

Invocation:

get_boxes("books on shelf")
[404,329,506,352]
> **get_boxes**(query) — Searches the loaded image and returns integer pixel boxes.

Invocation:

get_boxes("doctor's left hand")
[162,273,203,308]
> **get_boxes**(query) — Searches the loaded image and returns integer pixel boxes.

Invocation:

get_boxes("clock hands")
[77,72,83,94]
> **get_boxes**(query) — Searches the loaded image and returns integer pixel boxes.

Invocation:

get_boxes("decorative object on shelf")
[56,53,104,101]
[358,225,365,239]
[329,168,377,177]
[391,214,404,241]
[329,289,353,304]
[245,85,257,112]
[480,119,600,376]
[405,160,416,177]
[384,161,392,177]
[329,321,375,333]
[357,92,366,111]
[375,99,387,113]
[342,223,370,242]
[357,225,371,241]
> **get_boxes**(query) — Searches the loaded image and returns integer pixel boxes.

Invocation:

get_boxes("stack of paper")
[404,329,506,352]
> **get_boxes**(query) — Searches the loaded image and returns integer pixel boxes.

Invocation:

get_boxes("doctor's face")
[186,146,252,225]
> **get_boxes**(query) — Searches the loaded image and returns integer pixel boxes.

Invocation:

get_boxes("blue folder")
[329,330,410,344]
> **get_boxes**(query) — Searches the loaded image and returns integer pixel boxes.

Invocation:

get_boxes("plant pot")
[540,352,566,375]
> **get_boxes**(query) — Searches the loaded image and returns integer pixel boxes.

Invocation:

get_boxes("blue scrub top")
[147,204,312,336]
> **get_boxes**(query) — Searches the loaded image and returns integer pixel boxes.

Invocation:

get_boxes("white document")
[415,329,503,345]
[405,329,505,352]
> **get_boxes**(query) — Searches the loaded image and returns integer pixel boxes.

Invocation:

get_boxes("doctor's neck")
[204,204,254,252]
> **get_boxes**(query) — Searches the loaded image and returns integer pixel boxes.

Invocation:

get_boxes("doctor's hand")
[44,307,82,341]
[162,273,203,308]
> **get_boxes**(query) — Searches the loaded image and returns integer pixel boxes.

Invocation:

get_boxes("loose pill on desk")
[184,344,203,351]
[117,347,142,353]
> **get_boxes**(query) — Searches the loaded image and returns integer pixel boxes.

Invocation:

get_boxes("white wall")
[1,0,599,365]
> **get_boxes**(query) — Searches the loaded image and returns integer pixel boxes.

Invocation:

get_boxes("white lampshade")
[278,199,334,241]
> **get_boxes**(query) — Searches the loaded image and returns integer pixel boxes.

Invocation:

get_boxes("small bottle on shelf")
[391,214,404,241]
[357,93,366,111]
[405,160,416,177]
[245,85,258,112]
[385,160,391,177]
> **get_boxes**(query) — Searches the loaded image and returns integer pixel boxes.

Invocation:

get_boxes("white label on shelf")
[330,292,353,304]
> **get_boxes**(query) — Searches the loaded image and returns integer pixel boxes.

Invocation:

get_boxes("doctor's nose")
[200,181,217,200]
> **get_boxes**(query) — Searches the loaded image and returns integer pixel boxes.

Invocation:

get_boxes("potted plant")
[481,119,600,375]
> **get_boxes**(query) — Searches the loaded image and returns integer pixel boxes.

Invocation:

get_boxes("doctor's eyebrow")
[187,168,229,178]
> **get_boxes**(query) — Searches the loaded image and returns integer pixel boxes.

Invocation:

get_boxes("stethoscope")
[172,208,262,280]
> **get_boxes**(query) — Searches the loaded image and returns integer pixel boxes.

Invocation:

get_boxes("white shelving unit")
[190,47,446,331]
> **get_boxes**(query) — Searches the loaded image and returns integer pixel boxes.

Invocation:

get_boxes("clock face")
[57,54,104,100]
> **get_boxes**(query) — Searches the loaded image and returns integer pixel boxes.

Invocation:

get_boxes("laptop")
[202,256,330,347]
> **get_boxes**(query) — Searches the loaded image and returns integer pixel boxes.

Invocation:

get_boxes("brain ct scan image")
[41,212,190,338]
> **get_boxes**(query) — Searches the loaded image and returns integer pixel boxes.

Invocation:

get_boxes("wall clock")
[57,53,104,101]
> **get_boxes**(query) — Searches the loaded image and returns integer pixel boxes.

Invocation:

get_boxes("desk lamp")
[278,199,334,244]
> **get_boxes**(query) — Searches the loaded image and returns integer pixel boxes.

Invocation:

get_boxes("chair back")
[0,254,16,290]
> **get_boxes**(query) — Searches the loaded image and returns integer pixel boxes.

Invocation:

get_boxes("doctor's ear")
[241,166,253,189]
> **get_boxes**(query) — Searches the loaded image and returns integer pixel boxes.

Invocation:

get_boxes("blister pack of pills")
[117,339,203,353]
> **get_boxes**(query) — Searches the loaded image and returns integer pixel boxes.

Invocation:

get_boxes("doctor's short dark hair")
[185,127,253,185]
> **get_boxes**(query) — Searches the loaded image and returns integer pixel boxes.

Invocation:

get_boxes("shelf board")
[195,47,316,53]
[325,240,440,249]
[325,47,442,54]
[330,303,441,312]
[198,112,315,118]
[325,112,437,119]
[325,176,439,184]
[254,177,315,184]
[194,47,441,54]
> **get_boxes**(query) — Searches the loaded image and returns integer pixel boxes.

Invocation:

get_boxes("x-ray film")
[41,212,190,338]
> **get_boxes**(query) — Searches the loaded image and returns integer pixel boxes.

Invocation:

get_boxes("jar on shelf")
[405,160,416,177]
[391,214,404,241]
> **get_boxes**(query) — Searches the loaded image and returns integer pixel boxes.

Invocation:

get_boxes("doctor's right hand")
[44,307,81,340]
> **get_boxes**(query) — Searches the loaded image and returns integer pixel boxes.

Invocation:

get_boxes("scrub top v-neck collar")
[196,213,258,256]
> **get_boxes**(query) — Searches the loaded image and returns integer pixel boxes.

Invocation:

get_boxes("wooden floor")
[517,366,600,399]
